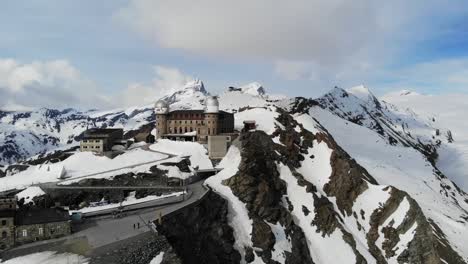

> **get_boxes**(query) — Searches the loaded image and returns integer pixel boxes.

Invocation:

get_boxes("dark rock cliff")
[156,191,241,264]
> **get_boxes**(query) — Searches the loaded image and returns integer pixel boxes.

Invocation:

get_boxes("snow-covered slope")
[382,91,468,193]
[314,86,468,192]
[204,99,468,263]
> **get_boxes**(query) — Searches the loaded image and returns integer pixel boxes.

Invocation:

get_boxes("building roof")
[167,109,232,115]
[15,208,70,226]
[85,128,123,135]
[83,128,123,139]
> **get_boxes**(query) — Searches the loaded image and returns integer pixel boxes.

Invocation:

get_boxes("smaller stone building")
[14,208,71,245]
[0,203,71,250]
[80,128,124,153]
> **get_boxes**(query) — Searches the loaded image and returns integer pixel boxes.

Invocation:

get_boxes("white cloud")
[274,61,317,81]
[115,0,468,90]
[0,59,111,111]
[118,65,193,107]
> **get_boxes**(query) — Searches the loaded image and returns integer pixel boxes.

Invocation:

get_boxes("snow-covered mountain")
[381,91,468,192]
[0,81,272,165]
[1,82,468,263]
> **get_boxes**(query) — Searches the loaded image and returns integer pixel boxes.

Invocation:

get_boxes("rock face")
[156,191,241,264]
[224,130,313,264]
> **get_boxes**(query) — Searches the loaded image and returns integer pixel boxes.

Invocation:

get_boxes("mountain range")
[0,81,467,263]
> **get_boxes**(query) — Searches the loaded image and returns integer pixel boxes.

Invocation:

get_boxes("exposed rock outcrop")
[224,130,313,264]
[156,191,241,264]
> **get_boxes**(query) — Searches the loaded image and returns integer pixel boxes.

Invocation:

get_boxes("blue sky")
[1,0,468,110]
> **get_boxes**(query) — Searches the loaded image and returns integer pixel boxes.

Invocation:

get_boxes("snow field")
[149,139,213,170]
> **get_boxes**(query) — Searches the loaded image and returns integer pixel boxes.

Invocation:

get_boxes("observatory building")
[154,96,234,142]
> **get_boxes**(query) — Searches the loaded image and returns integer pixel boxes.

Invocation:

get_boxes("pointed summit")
[182,79,207,95]
[346,85,375,101]
[227,82,266,97]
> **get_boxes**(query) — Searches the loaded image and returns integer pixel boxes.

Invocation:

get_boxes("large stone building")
[155,96,234,142]
[80,128,124,153]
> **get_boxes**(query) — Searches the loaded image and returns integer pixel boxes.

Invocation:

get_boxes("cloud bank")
[118,65,194,107]
[116,0,468,88]
[0,59,194,111]
[0,59,111,111]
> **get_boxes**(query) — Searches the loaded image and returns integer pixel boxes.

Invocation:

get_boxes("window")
[1,220,6,226]
[38,228,43,235]
[83,140,87,143]
[1,231,6,238]
[22,230,27,237]
[83,146,88,149]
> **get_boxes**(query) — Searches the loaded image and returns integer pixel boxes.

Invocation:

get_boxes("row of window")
[0,226,56,239]
[20,226,61,237]
[170,113,204,118]
[82,140,101,143]
[82,146,101,149]
[166,127,218,135]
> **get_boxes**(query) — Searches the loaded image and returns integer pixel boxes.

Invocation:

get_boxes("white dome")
[206,96,219,106]
[155,100,169,114]
[205,96,219,113]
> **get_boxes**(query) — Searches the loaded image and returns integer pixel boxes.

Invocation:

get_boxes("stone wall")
[15,221,71,245]
[0,217,14,250]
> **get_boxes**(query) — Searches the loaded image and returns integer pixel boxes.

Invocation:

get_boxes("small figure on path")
[137,222,140,229]
[133,223,136,229]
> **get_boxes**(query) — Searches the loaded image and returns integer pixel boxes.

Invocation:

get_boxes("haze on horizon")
[1,0,468,110]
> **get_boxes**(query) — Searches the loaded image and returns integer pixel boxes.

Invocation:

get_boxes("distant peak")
[183,79,207,93]
[346,85,371,95]
[398,90,420,96]
[346,85,378,102]
[227,82,266,97]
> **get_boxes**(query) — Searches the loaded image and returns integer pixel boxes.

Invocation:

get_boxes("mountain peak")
[227,82,266,97]
[182,79,207,95]
[346,85,375,101]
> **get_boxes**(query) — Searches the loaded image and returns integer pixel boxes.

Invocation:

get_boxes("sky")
[1,0,468,110]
